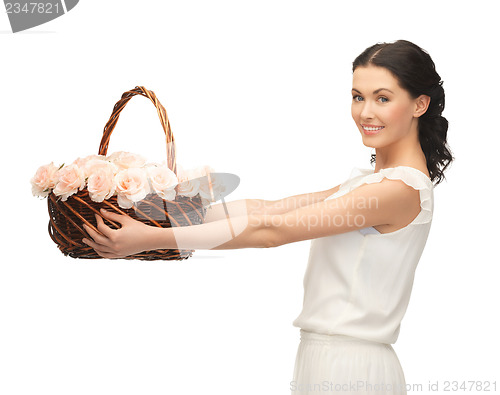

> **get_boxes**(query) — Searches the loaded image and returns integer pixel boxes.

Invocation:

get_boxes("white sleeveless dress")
[291,166,434,395]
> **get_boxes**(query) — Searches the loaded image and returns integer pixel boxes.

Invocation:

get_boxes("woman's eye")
[352,95,363,102]
[378,97,389,103]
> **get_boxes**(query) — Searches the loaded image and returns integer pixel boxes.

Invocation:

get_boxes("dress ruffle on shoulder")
[336,166,434,225]
[336,167,373,190]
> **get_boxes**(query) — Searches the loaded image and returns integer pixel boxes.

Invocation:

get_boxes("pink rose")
[53,164,86,201]
[84,158,118,179]
[107,151,146,171]
[87,169,116,203]
[146,164,178,200]
[73,155,106,169]
[114,168,150,209]
[198,170,226,204]
[30,162,60,198]
[176,165,201,198]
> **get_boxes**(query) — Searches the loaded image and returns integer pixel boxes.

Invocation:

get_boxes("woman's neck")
[373,130,427,173]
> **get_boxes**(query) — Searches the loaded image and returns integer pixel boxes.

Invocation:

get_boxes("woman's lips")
[361,124,384,135]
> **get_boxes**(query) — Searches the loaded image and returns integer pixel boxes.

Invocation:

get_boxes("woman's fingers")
[83,219,111,245]
[81,209,142,259]
[81,212,133,259]
[82,235,114,254]
[100,208,130,225]
[95,213,116,238]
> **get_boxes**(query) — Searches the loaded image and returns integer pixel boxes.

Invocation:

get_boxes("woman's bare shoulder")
[356,177,421,233]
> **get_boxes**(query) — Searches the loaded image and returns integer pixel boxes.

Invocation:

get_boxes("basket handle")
[98,86,177,175]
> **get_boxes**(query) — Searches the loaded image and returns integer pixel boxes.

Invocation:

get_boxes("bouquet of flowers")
[31,151,223,209]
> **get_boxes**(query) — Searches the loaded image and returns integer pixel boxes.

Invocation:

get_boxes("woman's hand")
[82,209,157,259]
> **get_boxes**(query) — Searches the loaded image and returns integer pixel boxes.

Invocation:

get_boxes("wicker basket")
[47,86,206,260]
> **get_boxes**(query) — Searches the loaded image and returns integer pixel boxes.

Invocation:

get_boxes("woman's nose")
[360,101,374,120]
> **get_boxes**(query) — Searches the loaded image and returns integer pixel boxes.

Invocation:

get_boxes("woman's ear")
[413,94,431,118]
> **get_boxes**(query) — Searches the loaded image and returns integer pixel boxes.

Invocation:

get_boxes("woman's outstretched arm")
[266,178,421,246]
[82,178,419,259]
[82,209,270,258]
[82,184,342,258]
[81,184,341,258]
[203,184,341,223]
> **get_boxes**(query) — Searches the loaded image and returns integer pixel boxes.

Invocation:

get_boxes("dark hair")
[352,40,454,185]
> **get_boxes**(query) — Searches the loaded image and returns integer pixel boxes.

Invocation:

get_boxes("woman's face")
[351,65,420,149]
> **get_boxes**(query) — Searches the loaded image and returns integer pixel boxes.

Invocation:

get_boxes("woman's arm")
[82,179,418,258]
[264,178,421,247]
[203,184,341,223]
[82,210,269,257]
[151,178,418,251]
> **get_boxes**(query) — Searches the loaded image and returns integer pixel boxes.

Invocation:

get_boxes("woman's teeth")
[363,126,384,131]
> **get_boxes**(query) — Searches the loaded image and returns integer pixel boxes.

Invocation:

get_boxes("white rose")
[83,158,118,179]
[146,164,178,201]
[73,155,106,169]
[176,165,201,198]
[87,169,116,203]
[178,165,223,203]
[30,162,60,198]
[107,151,146,171]
[53,164,86,201]
[198,171,226,203]
[177,178,201,198]
[114,168,150,209]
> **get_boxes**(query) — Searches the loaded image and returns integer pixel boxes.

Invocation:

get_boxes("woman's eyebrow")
[351,88,394,94]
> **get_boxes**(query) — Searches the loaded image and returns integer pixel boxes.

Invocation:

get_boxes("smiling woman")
[82,40,453,395]
[351,65,431,167]
[352,40,453,185]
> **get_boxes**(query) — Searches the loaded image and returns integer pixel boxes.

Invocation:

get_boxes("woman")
[82,40,453,394]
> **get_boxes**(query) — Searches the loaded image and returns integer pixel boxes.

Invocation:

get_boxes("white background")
[1,1,499,394]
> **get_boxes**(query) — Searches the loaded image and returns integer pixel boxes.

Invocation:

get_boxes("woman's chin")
[360,135,384,149]
[361,139,378,149]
